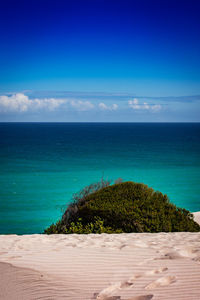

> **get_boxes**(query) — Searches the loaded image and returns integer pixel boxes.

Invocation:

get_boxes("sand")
[0,214,200,299]
[193,211,200,226]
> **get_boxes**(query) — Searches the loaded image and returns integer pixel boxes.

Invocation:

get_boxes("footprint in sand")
[128,267,168,282]
[154,251,183,260]
[128,274,142,281]
[120,281,134,289]
[145,276,176,290]
[95,277,135,299]
[93,280,133,300]
[95,267,167,299]
[144,267,168,276]
[95,283,121,299]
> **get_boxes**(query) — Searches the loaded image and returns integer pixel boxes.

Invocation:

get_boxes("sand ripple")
[0,232,200,299]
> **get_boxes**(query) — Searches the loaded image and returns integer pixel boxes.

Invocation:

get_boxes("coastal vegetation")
[45,180,200,234]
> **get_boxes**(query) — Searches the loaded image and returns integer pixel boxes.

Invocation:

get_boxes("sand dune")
[193,211,200,226]
[0,229,200,300]
[0,213,200,299]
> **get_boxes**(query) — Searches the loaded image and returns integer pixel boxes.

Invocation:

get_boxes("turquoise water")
[0,123,200,234]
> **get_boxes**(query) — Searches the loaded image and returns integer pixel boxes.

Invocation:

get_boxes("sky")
[0,0,199,122]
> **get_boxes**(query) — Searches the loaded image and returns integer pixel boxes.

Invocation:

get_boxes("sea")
[0,122,200,234]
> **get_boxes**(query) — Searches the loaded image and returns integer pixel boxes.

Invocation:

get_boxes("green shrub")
[45,181,200,234]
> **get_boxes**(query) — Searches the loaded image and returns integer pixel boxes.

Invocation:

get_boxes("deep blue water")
[0,123,200,234]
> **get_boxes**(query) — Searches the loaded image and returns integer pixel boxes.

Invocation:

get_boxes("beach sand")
[0,213,200,300]
[193,211,200,226]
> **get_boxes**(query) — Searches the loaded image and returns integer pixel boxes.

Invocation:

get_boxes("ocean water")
[0,122,200,234]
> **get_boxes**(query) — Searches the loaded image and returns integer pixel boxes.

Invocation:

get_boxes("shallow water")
[0,122,200,234]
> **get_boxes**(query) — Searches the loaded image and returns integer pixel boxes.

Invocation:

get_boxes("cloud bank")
[0,93,66,112]
[98,102,118,111]
[0,93,119,113]
[0,93,95,113]
[70,100,94,111]
[128,98,161,111]
[0,93,162,119]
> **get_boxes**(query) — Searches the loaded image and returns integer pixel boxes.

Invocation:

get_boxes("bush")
[45,181,200,234]
[60,178,111,226]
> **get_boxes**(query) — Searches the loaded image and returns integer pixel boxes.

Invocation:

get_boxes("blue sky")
[0,0,200,121]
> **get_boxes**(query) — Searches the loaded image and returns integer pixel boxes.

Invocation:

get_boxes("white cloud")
[0,93,95,113]
[143,102,150,110]
[0,93,162,115]
[99,102,118,111]
[128,98,140,109]
[151,104,162,111]
[0,93,66,113]
[70,100,94,111]
[128,98,161,112]
[112,103,118,110]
